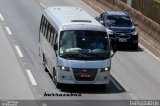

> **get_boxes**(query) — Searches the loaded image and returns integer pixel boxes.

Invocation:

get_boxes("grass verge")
[154,0,160,4]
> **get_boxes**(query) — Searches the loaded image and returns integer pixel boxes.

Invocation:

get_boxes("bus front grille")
[72,68,98,81]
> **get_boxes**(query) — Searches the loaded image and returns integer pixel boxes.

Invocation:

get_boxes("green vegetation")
[154,0,160,4]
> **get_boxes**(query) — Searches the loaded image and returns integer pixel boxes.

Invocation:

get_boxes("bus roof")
[43,6,105,31]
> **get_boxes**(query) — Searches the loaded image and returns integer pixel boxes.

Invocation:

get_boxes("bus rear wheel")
[42,54,48,72]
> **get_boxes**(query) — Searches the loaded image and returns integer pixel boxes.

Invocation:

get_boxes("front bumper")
[109,34,138,44]
[56,69,110,85]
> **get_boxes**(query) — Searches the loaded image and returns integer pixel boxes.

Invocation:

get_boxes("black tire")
[97,84,106,90]
[42,54,48,72]
[52,67,56,83]
[56,82,63,89]
[55,80,63,89]
[52,68,63,89]
[99,84,106,90]
[132,43,138,50]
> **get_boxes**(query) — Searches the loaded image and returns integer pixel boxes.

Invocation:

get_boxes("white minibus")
[39,6,116,89]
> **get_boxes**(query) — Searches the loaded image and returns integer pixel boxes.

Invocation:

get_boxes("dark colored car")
[96,11,138,50]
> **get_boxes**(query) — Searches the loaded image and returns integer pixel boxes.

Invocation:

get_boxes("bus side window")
[49,28,52,44]
[51,28,56,45]
[50,27,54,45]
[54,33,58,44]
[40,15,44,32]
[43,18,47,37]
[48,26,52,44]
[47,24,51,42]
[52,31,57,46]
[45,21,49,39]
[42,16,46,34]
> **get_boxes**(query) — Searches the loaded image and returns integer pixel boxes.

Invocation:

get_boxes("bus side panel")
[41,33,57,73]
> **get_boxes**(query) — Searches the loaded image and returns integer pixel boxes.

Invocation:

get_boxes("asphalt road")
[0,0,160,106]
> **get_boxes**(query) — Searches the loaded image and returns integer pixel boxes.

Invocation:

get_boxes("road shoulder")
[0,23,35,100]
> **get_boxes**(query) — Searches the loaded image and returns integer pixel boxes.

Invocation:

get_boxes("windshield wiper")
[60,52,109,60]
[60,52,88,58]
[86,53,109,59]
[86,53,102,57]
[60,52,75,57]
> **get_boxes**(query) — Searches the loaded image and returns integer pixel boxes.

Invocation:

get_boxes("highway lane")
[0,22,37,100]
[0,0,160,104]
[0,0,131,101]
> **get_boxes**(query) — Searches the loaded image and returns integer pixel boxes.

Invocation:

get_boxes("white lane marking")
[110,77,122,91]
[15,45,24,58]
[139,44,160,62]
[0,13,5,20]
[5,27,12,35]
[26,69,37,86]
[42,103,47,106]
[40,2,46,9]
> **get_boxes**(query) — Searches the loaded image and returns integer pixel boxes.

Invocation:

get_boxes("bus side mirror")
[54,44,58,51]
[111,44,117,58]
[112,45,117,53]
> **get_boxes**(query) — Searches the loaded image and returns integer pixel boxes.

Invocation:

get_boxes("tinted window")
[40,16,58,46]
[40,16,44,32]
[106,15,132,27]
[41,16,46,34]
[47,24,51,42]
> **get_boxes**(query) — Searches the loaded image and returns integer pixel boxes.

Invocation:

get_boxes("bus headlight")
[57,66,69,71]
[101,67,110,72]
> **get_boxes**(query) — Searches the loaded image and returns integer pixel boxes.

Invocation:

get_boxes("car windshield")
[106,15,132,27]
[59,30,110,60]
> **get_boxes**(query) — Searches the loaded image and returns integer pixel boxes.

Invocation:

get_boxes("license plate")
[80,73,91,78]
[119,38,127,42]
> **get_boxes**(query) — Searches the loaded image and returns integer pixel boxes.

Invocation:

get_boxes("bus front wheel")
[52,68,62,89]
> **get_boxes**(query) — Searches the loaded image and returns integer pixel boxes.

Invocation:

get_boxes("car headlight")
[57,66,69,71]
[106,29,113,35]
[101,67,111,72]
[132,30,138,35]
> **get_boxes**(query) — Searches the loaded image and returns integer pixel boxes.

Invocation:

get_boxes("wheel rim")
[53,68,57,84]
[43,54,46,64]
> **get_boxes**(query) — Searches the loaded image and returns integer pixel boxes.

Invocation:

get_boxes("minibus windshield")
[59,30,110,60]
